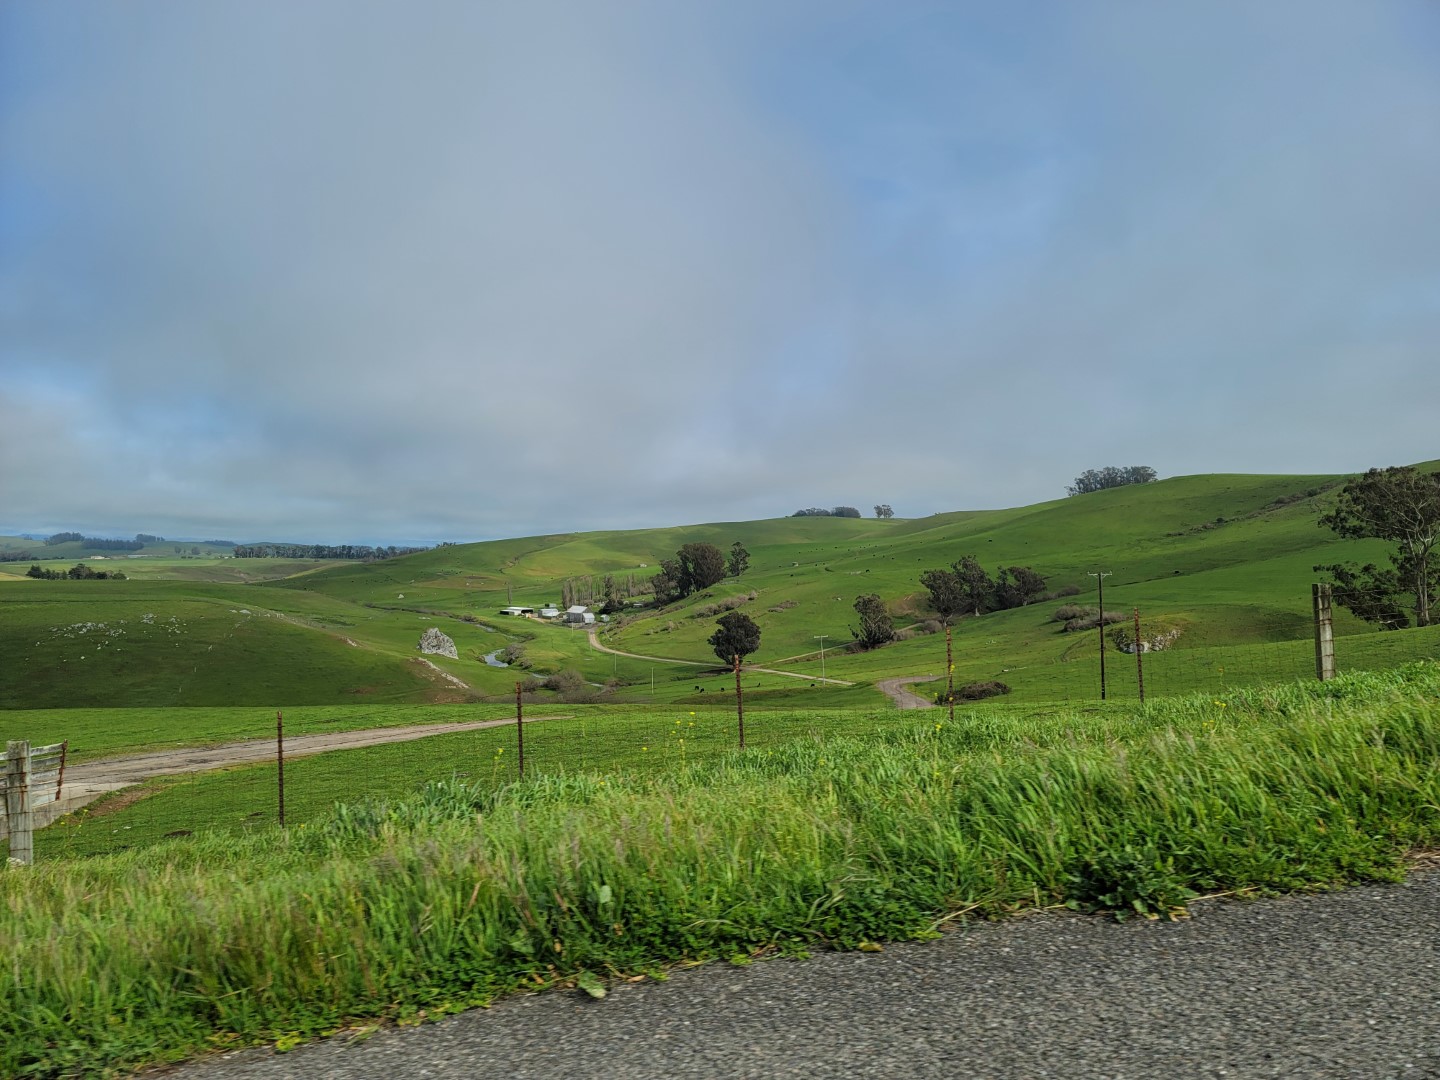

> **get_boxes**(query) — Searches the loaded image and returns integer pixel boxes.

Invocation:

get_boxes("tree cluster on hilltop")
[44,533,145,551]
[1066,466,1158,496]
[792,506,861,518]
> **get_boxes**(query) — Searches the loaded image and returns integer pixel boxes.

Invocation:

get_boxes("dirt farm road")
[585,629,855,687]
[874,675,939,709]
[44,716,564,823]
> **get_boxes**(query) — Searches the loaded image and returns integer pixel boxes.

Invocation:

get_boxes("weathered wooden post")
[5,741,33,867]
[515,682,525,777]
[733,654,745,750]
[1313,583,1336,681]
[1133,608,1145,703]
[276,711,286,827]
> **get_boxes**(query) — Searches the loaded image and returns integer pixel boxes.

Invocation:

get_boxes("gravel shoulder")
[156,866,1440,1080]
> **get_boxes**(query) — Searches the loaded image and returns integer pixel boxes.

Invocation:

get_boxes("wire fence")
[6,615,1438,865]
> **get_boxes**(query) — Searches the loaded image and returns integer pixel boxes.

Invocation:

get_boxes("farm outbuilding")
[499,606,535,617]
[565,605,596,625]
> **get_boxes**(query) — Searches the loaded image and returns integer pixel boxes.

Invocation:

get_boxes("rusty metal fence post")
[733,654,745,750]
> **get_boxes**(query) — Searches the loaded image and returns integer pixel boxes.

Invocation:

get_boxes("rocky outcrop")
[417,627,458,659]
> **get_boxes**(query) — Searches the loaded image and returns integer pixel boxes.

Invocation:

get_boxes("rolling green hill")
[3,466,1437,711]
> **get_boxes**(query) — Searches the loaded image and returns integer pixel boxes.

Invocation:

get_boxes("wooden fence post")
[733,654,745,750]
[1133,608,1145,703]
[515,682,525,777]
[276,711,285,827]
[5,741,33,867]
[1313,583,1336,681]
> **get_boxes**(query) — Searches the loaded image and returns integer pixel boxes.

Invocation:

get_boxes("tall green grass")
[3,663,1439,1076]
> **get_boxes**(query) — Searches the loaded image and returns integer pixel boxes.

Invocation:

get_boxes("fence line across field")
[5,591,1437,867]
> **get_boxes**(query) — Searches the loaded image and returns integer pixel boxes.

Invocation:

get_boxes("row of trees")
[918,558,1047,621]
[43,533,145,551]
[792,506,862,518]
[27,563,127,580]
[1066,466,1158,496]
[559,573,647,612]
[232,544,427,560]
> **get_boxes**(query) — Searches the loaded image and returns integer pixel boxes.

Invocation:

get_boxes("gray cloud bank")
[2,1,1437,543]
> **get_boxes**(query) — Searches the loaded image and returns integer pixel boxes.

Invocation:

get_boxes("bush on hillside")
[894,619,942,641]
[1063,610,1126,633]
[692,592,758,619]
[935,679,1011,704]
[542,669,602,703]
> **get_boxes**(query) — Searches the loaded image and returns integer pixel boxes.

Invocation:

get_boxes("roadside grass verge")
[3,662,1439,1076]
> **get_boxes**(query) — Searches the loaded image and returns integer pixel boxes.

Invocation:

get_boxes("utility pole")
[814,634,829,680]
[1088,571,1112,700]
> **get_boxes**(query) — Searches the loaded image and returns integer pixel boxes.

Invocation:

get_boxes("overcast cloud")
[2,1,1437,544]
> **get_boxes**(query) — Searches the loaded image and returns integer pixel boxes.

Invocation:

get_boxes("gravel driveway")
[158,866,1440,1080]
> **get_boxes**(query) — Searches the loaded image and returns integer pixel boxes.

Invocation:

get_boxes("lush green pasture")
[22,703,948,858]
[5,467,1438,710]
[0,579,537,708]
[3,663,1439,1077]
[0,702,520,763]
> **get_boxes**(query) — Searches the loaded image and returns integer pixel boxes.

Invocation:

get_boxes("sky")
[2,1,1438,545]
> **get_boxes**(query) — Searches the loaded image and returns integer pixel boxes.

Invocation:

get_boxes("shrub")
[1052,604,1092,622]
[1063,611,1126,632]
[956,680,1011,701]
[542,669,602,702]
[894,619,942,641]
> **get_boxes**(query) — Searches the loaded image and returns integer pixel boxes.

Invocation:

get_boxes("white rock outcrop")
[417,627,458,659]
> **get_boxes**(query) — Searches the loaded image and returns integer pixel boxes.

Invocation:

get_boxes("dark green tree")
[1318,465,1440,627]
[850,594,895,649]
[920,566,968,716]
[1067,466,1158,496]
[709,611,761,665]
[994,565,1046,609]
[953,555,996,616]
[728,541,750,579]
[650,559,684,605]
[1311,561,1410,630]
[874,504,894,519]
[676,542,727,595]
[599,574,624,615]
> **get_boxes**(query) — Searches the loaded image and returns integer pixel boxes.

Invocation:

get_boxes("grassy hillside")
[4,467,1437,711]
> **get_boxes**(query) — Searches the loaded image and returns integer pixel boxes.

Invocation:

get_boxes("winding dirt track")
[875,675,939,709]
[585,629,855,686]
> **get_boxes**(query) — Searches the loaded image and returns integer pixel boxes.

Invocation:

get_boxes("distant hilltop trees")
[233,543,428,560]
[793,506,862,518]
[44,533,145,551]
[27,563,127,580]
[1066,466,1158,496]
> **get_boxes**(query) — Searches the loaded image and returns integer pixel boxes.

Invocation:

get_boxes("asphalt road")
[159,867,1440,1080]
